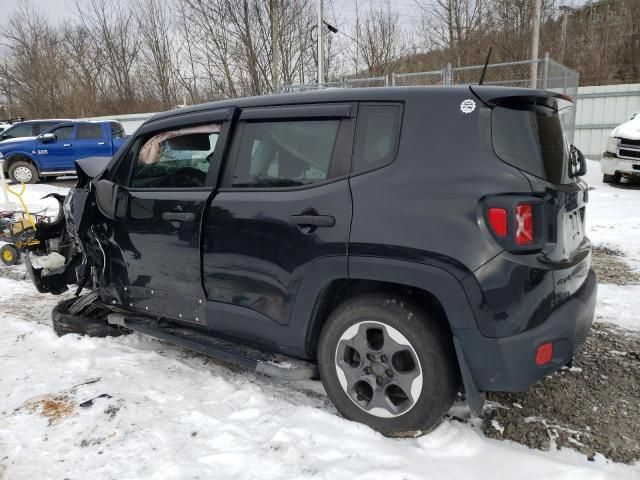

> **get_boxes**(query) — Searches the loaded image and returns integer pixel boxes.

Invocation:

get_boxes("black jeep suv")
[26,86,596,434]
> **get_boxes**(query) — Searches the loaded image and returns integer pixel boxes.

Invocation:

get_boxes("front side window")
[130,124,220,188]
[232,120,340,188]
[38,122,62,134]
[50,126,74,141]
[78,123,104,140]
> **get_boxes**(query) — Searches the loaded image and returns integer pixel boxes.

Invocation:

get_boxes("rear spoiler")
[469,86,574,112]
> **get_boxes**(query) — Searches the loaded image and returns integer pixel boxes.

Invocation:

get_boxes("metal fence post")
[445,63,453,85]
[542,52,550,90]
[391,72,396,86]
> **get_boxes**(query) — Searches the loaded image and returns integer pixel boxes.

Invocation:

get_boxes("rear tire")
[317,294,458,435]
[52,298,128,338]
[603,173,621,184]
[8,160,39,184]
[0,244,20,266]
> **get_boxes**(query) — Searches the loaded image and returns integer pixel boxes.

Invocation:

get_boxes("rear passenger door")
[74,123,112,161]
[203,104,355,335]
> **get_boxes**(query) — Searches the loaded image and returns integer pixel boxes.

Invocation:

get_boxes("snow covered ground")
[0,165,639,479]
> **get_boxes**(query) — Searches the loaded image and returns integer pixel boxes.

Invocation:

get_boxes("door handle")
[97,142,105,145]
[289,214,335,228]
[162,212,196,223]
[63,143,72,147]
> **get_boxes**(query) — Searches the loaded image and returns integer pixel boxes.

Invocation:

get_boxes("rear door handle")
[289,214,335,228]
[97,142,106,145]
[63,143,72,147]
[162,212,196,223]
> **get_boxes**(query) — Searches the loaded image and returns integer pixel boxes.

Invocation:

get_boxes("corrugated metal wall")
[575,84,640,158]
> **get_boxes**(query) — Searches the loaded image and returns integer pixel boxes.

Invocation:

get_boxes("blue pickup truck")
[0,120,127,183]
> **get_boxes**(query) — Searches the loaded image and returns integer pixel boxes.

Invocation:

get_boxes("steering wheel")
[166,167,207,188]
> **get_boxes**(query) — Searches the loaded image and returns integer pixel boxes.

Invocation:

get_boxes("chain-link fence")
[280,53,579,141]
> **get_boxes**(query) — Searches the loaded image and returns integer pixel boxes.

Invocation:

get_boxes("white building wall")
[574,83,640,157]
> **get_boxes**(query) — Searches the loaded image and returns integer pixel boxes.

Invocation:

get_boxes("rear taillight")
[515,204,533,245]
[483,196,547,252]
[488,208,507,237]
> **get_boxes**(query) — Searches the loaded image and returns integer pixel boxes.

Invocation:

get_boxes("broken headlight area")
[25,187,103,295]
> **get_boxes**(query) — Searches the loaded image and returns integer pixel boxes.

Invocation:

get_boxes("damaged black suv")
[27,87,596,434]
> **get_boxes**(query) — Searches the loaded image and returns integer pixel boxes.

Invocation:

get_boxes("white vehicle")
[0,123,12,134]
[601,112,640,184]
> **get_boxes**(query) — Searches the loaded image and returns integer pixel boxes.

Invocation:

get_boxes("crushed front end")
[25,163,106,296]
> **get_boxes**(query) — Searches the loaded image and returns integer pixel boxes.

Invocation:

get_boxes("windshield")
[492,105,574,185]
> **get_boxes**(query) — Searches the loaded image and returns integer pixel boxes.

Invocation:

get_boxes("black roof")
[149,85,566,122]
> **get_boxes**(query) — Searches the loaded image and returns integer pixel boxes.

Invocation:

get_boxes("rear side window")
[111,123,125,139]
[231,120,340,188]
[131,124,220,188]
[78,124,104,140]
[492,106,572,184]
[353,104,402,173]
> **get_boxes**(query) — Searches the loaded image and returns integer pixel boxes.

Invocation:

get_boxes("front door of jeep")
[101,109,233,326]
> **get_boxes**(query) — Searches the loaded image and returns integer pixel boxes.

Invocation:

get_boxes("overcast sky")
[1,0,588,31]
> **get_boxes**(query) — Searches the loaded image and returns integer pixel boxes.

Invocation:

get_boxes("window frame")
[351,102,404,176]
[219,103,356,192]
[112,109,234,192]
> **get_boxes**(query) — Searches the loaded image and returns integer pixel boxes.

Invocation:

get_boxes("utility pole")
[271,0,280,93]
[559,6,570,64]
[317,0,324,86]
[530,0,542,88]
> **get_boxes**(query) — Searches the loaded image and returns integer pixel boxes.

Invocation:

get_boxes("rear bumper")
[456,268,597,392]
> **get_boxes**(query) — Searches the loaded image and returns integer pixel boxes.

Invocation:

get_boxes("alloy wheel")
[334,321,423,418]
[13,166,33,183]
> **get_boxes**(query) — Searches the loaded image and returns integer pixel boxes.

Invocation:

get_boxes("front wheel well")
[4,155,37,173]
[307,279,453,359]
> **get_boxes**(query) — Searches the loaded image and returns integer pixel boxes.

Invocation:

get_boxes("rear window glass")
[4,123,35,137]
[492,106,572,184]
[111,122,125,139]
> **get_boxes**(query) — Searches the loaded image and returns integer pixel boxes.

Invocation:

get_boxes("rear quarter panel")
[348,89,533,277]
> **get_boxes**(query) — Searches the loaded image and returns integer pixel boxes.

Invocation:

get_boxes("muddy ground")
[483,246,640,464]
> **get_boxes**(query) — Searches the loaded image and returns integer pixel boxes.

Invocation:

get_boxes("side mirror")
[39,133,56,143]
[94,179,127,220]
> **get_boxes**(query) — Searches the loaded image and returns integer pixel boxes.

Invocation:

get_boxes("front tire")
[318,294,458,434]
[0,244,20,266]
[52,298,128,338]
[9,161,39,184]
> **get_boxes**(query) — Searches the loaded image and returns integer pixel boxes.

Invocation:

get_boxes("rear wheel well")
[307,279,454,359]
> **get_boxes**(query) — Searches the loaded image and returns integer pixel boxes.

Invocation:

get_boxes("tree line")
[0,0,637,119]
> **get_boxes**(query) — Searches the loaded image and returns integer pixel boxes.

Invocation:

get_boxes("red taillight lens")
[488,208,508,237]
[515,204,533,245]
[535,342,553,366]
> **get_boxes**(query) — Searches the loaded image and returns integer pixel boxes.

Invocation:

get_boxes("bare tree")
[74,0,141,111]
[355,3,404,76]
[135,0,177,109]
